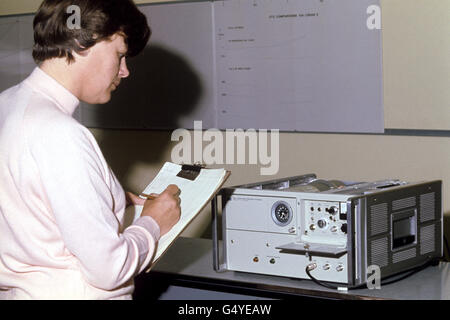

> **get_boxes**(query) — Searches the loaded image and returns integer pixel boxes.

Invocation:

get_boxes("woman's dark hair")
[32,0,151,64]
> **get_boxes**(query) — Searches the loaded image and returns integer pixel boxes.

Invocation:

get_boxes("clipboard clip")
[176,163,206,181]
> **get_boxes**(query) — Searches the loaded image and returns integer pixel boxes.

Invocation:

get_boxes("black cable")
[305,259,436,291]
[305,266,342,290]
[444,235,450,261]
[380,260,433,285]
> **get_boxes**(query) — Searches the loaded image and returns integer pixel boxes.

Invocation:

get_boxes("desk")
[134,237,450,300]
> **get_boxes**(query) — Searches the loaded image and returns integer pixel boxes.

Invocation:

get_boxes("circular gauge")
[271,201,293,226]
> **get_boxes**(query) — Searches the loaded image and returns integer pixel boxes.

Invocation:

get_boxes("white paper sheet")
[128,162,229,267]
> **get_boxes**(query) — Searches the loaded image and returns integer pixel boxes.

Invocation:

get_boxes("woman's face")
[76,33,130,104]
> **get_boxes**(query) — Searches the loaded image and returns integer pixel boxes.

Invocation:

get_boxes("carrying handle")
[211,191,227,272]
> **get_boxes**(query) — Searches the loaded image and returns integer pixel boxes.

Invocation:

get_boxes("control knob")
[317,219,327,229]
[328,206,338,215]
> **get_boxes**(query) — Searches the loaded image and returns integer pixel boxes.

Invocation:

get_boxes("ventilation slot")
[392,196,416,211]
[370,203,388,236]
[420,192,435,223]
[393,247,416,263]
[420,224,436,255]
[370,237,388,267]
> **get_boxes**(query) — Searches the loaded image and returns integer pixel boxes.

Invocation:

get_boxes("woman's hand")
[140,184,181,236]
[125,191,146,207]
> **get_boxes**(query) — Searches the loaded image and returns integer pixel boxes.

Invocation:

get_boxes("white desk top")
[151,237,450,300]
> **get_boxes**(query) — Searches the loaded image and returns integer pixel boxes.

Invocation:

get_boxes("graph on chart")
[214,0,383,132]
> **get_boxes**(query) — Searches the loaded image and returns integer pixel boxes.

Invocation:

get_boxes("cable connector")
[306,263,317,272]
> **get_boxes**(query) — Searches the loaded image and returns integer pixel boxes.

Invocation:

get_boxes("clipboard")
[130,162,230,272]
[176,164,206,180]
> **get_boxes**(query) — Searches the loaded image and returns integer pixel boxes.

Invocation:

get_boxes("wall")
[382,0,450,130]
[0,0,178,16]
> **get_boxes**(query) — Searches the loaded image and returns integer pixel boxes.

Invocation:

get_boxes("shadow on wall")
[92,44,203,129]
[92,44,203,185]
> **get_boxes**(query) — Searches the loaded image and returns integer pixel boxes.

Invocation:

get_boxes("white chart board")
[214,0,383,132]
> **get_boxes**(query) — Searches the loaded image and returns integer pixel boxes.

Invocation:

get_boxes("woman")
[0,0,180,299]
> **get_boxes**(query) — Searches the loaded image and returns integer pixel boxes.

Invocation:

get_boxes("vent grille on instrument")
[370,237,389,267]
[420,192,435,223]
[369,203,388,236]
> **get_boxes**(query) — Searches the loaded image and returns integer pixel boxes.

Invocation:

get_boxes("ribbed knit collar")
[24,67,80,116]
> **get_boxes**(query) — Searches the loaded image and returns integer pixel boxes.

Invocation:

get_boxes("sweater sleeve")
[26,114,160,291]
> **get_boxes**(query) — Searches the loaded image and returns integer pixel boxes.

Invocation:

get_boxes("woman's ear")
[72,38,92,60]
[73,48,90,59]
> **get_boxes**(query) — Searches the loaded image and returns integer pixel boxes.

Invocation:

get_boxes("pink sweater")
[0,67,160,299]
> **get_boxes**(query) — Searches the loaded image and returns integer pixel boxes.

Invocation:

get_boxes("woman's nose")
[119,57,130,78]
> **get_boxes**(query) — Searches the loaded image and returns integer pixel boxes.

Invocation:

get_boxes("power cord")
[380,260,433,286]
[305,259,437,291]
[444,235,450,261]
[305,263,344,290]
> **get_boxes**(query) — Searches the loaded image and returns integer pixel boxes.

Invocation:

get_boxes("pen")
[139,193,158,200]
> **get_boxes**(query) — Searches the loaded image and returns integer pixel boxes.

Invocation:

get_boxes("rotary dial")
[271,201,293,226]
[274,204,290,223]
